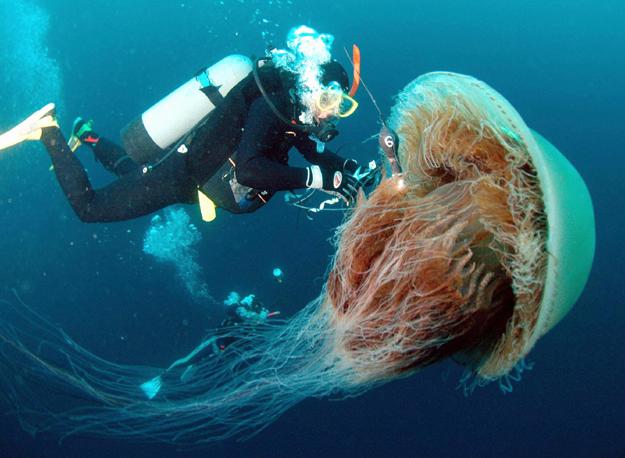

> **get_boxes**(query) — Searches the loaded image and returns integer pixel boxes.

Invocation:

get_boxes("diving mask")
[314,81,359,119]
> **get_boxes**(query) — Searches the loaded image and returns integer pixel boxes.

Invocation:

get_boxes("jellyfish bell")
[325,72,595,385]
[476,114,595,380]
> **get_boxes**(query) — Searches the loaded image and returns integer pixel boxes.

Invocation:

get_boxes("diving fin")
[67,117,85,153]
[0,103,58,152]
[68,117,95,153]
[140,375,163,400]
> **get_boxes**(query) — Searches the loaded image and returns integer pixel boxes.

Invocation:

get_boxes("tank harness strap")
[196,69,225,107]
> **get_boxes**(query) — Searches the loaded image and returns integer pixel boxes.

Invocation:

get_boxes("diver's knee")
[72,206,100,223]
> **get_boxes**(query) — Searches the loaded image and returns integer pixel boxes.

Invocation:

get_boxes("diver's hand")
[306,165,360,205]
[343,158,382,189]
[343,158,360,175]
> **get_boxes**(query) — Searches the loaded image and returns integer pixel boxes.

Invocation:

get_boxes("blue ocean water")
[0,0,623,456]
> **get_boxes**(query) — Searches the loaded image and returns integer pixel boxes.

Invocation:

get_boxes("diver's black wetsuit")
[41,67,348,223]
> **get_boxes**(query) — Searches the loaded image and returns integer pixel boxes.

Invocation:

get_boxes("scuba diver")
[140,292,279,400]
[0,26,379,223]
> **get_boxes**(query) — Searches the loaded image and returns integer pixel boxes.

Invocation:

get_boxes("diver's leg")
[140,337,218,399]
[69,117,137,177]
[91,137,137,177]
[41,126,198,222]
[166,337,219,371]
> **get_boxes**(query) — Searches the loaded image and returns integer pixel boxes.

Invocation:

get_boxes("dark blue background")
[0,0,624,456]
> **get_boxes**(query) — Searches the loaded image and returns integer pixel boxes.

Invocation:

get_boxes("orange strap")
[348,44,361,98]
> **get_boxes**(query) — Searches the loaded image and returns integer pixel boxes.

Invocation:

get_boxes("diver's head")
[269,25,359,141]
[311,60,358,122]
[321,60,349,92]
[272,27,358,121]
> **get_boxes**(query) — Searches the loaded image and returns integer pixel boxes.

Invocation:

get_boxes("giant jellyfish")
[0,72,595,443]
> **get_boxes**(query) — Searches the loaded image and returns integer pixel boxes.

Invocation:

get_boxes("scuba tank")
[121,54,253,165]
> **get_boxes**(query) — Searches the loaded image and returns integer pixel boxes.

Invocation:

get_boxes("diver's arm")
[235,99,310,191]
[294,135,348,170]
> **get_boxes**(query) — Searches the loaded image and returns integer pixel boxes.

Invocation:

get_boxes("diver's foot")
[0,103,58,152]
[68,116,99,152]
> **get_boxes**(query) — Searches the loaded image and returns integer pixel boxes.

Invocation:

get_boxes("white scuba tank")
[121,54,253,165]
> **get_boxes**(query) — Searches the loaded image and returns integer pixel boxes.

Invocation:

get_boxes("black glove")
[343,158,381,189]
[306,165,361,205]
[343,158,360,175]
